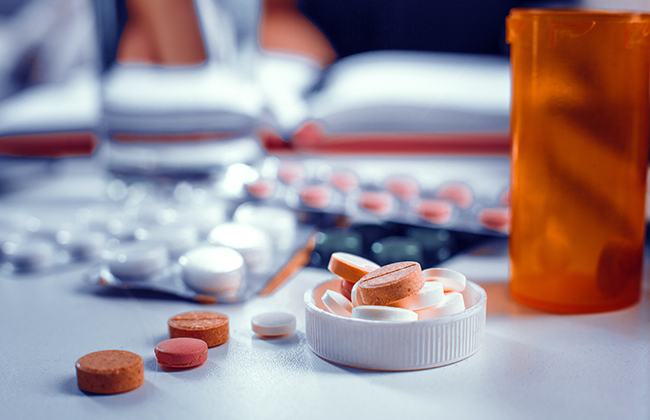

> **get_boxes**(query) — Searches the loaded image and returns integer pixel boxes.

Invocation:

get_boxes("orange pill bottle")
[507,9,650,313]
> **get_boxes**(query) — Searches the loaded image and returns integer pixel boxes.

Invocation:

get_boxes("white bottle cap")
[305,279,486,371]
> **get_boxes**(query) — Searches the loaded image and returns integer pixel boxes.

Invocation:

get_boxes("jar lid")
[304,279,486,371]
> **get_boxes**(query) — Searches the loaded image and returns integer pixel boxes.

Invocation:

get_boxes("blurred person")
[259,0,336,67]
[112,0,335,68]
[116,0,207,65]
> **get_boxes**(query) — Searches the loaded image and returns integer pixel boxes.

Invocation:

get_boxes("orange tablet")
[357,261,424,306]
[75,350,144,394]
[168,311,229,348]
[327,252,380,283]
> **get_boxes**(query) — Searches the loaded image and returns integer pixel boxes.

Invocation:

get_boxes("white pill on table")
[321,289,353,317]
[422,268,467,292]
[351,305,418,322]
[389,281,444,310]
[208,222,272,273]
[180,246,245,296]
[103,241,169,279]
[251,312,296,338]
[415,292,466,319]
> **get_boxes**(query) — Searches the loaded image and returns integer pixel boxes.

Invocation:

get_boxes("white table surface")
[1,160,649,420]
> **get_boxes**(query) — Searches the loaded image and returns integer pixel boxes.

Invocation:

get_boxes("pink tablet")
[478,208,510,233]
[155,337,208,369]
[435,183,473,209]
[300,185,333,209]
[384,177,420,201]
[358,191,394,216]
[416,199,453,224]
[329,170,359,193]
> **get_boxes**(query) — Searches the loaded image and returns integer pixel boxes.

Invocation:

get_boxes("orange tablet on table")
[75,350,144,394]
[168,311,229,348]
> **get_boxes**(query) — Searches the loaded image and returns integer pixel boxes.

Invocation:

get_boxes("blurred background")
[0,0,647,159]
[0,0,649,297]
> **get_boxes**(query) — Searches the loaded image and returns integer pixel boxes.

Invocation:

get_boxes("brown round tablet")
[357,261,424,306]
[75,350,144,394]
[168,311,229,348]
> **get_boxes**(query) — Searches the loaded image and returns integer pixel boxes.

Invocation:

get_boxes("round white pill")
[233,203,297,250]
[207,223,272,273]
[422,268,467,293]
[180,246,245,296]
[102,241,169,279]
[389,281,445,310]
[415,292,466,319]
[351,306,418,322]
[251,312,296,338]
[321,289,353,317]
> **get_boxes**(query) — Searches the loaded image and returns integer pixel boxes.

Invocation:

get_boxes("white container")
[304,279,486,371]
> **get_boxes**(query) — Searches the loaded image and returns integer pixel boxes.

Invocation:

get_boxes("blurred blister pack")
[243,155,511,236]
[0,161,315,303]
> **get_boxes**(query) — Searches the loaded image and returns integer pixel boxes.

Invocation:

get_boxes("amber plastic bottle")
[507,9,650,313]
